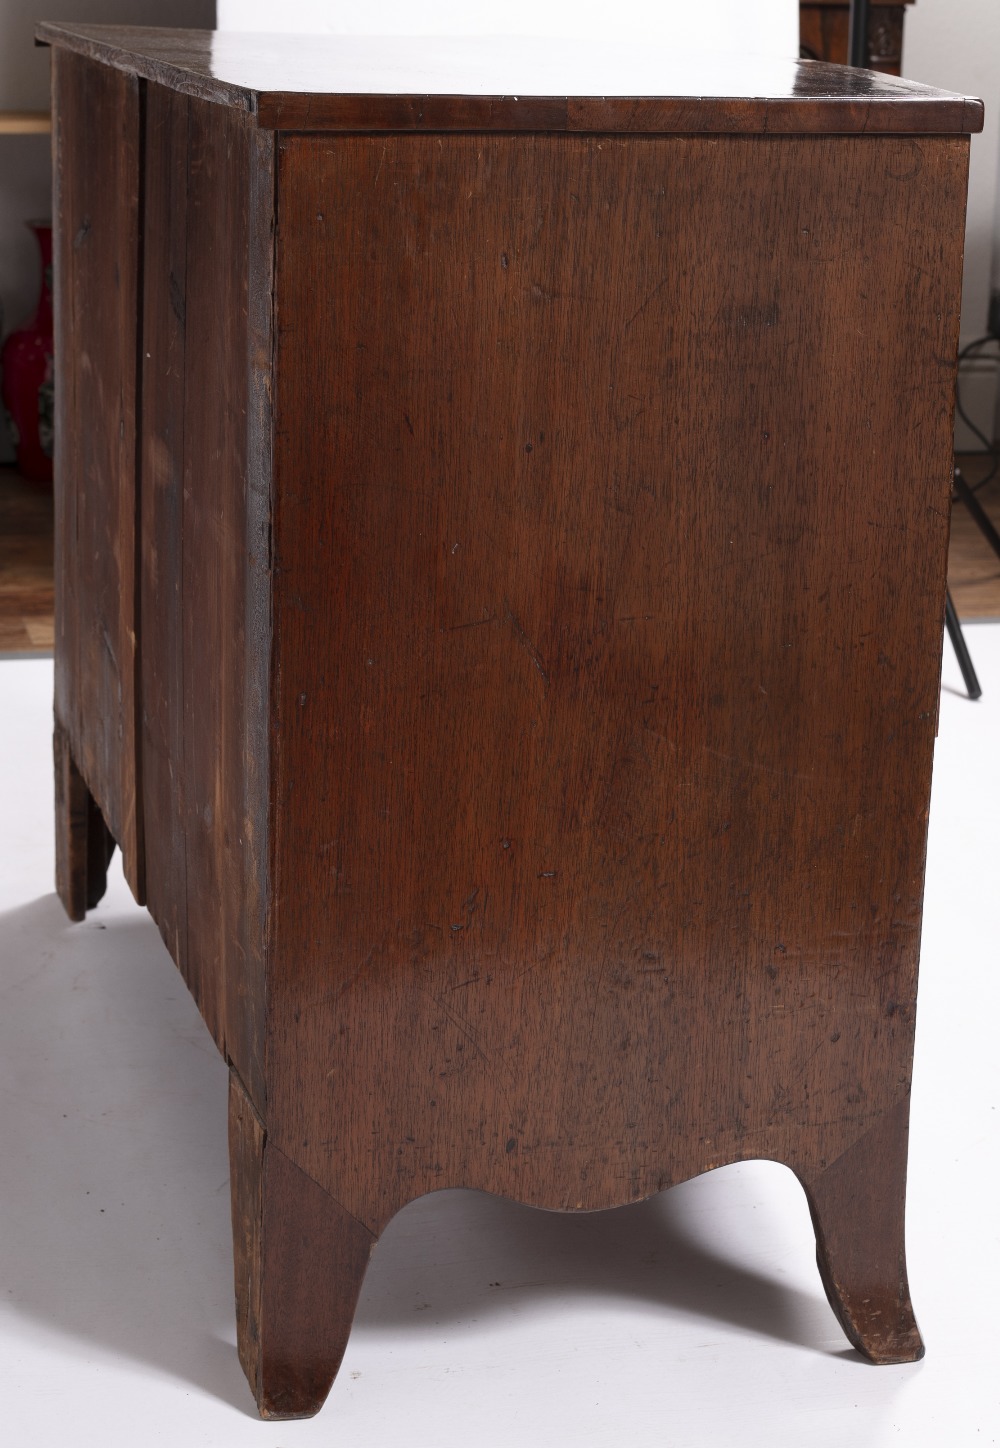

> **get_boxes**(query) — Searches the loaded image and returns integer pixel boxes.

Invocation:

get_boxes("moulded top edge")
[35,23,985,135]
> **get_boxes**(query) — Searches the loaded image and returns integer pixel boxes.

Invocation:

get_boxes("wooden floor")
[947,454,1000,620]
[0,467,53,653]
[0,455,998,656]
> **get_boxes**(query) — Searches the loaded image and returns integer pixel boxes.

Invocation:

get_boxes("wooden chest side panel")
[139,83,272,1106]
[52,48,143,899]
[268,132,967,1226]
[140,81,189,996]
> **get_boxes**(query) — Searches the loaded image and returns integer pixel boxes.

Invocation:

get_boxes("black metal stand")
[944,588,983,701]
[948,465,1000,699]
[848,0,871,67]
[845,1,986,700]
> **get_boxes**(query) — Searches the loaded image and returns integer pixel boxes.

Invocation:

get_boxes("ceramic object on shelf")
[1,221,54,484]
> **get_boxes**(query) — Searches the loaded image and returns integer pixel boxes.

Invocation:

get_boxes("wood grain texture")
[262,91,983,136]
[35,23,983,135]
[46,28,976,1416]
[139,81,272,1107]
[799,1096,923,1363]
[52,48,144,902]
[140,80,189,987]
[54,720,113,921]
[229,1069,376,1420]
[268,132,967,1240]
[53,721,87,921]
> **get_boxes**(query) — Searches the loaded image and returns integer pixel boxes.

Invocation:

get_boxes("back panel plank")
[139,85,271,1107]
[52,48,143,900]
[269,132,967,1227]
[140,82,189,974]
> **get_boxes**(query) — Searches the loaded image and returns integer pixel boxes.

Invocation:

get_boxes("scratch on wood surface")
[424,989,518,1120]
[624,276,670,330]
[450,886,483,933]
[302,946,378,1016]
[503,599,548,689]
[441,613,495,632]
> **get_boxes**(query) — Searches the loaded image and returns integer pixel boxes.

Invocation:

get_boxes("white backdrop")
[905,0,1000,443]
[216,0,800,57]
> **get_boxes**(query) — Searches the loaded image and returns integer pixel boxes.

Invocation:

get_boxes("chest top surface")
[37,22,982,134]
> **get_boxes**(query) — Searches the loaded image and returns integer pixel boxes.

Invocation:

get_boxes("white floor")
[1,634,998,1448]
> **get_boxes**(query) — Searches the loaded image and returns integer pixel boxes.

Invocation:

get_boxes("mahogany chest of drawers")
[40,22,980,1419]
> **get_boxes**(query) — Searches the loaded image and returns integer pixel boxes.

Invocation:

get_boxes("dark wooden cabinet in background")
[40,22,980,1422]
[800,0,916,74]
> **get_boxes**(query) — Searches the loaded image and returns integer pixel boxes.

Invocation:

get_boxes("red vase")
[1,221,54,485]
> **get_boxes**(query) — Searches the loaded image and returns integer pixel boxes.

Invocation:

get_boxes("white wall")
[903,0,1000,444]
[0,134,50,341]
[216,0,800,55]
[1,0,216,110]
[0,1,214,335]
[994,129,1000,330]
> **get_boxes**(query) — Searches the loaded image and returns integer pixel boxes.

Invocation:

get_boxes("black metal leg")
[944,588,982,701]
[848,0,871,67]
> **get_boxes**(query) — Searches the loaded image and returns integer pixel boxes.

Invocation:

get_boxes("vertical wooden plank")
[51,50,79,756]
[800,1098,923,1364]
[140,82,190,973]
[236,122,275,1109]
[137,88,271,1108]
[54,721,115,920]
[53,720,90,921]
[228,1067,375,1420]
[229,1066,265,1392]
[182,93,246,1058]
[51,48,144,902]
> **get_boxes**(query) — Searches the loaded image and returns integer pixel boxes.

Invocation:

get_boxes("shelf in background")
[0,112,51,135]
